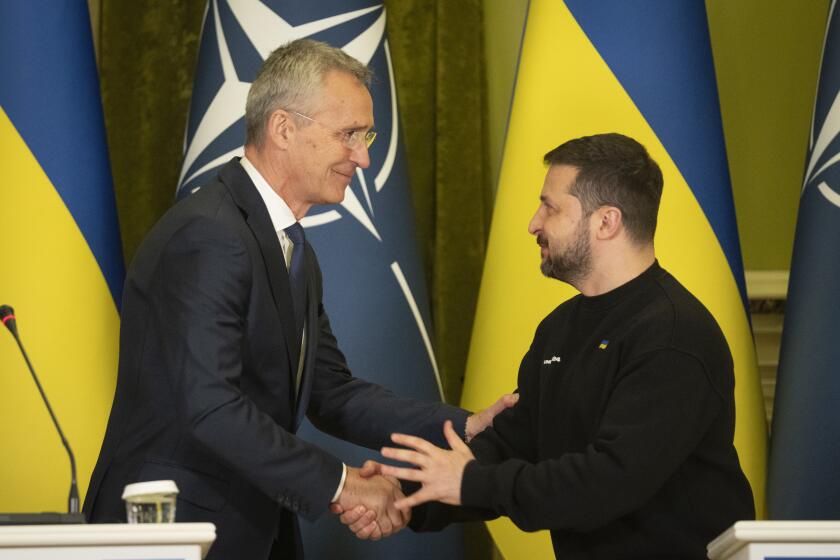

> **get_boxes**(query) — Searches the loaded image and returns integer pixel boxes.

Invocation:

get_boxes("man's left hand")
[465,392,518,442]
[330,393,517,536]
[379,420,475,509]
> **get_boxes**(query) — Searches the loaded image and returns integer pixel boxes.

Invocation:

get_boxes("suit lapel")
[293,245,319,431]
[218,159,301,377]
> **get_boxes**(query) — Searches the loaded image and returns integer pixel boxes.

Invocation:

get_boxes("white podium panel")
[709,521,840,560]
[0,523,216,560]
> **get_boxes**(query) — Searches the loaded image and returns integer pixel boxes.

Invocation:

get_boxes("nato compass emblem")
[803,7,840,212]
[176,0,444,397]
[803,85,840,209]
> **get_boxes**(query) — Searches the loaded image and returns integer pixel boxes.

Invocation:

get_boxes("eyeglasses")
[291,111,377,149]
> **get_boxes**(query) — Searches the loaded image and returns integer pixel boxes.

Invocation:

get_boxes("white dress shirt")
[240,156,347,504]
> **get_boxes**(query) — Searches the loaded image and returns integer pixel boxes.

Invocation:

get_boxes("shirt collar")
[240,156,297,232]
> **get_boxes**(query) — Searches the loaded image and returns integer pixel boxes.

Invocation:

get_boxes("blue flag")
[0,0,124,512]
[177,1,463,557]
[767,1,840,519]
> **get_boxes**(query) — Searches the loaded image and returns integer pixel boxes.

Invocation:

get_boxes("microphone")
[0,305,84,523]
[0,305,17,336]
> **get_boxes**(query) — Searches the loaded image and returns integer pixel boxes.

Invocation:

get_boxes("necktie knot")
[284,222,305,246]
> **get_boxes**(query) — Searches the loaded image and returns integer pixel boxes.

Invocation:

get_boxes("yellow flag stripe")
[0,107,120,512]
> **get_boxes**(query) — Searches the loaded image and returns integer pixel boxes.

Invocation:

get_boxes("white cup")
[122,480,179,524]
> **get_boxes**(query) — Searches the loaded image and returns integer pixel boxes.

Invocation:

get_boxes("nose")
[528,208,542,236]
[349,142,371,169]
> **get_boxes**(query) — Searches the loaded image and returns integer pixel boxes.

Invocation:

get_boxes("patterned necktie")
[283,222,306,339]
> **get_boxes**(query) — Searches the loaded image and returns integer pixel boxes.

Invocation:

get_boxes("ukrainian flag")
[461,2,767,556]
[0,2,123,512]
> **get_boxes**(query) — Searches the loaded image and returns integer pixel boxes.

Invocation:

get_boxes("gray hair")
[245,38,372,147]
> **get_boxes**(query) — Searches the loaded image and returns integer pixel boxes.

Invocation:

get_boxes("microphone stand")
[0,306,85,525]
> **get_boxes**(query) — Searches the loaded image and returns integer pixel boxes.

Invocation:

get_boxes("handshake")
[329,393,518,540]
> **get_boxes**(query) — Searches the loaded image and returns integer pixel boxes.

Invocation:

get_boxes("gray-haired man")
[84,39,512,560]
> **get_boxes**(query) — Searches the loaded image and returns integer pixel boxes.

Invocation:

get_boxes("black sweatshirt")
[414,262,755,559]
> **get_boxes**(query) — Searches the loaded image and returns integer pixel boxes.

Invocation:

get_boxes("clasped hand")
[331,466,410,540]
[331,393,517,539]
[333,420,476,539]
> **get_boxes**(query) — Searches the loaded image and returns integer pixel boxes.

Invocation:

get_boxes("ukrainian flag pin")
[598,340,609,350]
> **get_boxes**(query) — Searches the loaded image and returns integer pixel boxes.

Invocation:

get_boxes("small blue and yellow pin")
[598,339,609,350]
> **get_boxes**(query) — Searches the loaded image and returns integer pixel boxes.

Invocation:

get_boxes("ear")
[594,206,623,240]
[266,109,293,149]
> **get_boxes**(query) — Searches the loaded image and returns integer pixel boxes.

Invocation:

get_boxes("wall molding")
[745,270,789,300]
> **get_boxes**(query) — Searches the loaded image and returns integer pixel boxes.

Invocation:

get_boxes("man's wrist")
[330,463,347,503]
[460,459,490,508]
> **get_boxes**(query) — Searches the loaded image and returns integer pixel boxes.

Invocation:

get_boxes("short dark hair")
[543,133,663,244]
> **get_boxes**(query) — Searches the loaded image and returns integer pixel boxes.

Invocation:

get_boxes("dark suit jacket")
[84,159,467,560]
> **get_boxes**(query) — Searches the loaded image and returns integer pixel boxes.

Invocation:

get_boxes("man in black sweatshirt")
[337,133,755,559]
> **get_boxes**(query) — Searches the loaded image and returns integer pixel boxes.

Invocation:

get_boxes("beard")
[538,221,592,284]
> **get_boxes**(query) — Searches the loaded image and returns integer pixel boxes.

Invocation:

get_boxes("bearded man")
[341,133,756,559]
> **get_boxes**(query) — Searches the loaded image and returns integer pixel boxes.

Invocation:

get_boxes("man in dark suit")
[84,39,512,559]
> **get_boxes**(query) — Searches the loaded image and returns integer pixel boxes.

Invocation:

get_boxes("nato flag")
[767,0,840,519]
[177,1,464,557]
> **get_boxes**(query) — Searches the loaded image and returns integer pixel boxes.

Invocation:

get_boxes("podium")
[708,521,840,559]
[0,522,216,560]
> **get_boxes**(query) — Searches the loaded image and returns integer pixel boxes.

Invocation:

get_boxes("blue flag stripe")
[0,1,124,306]
[564,0,747,304]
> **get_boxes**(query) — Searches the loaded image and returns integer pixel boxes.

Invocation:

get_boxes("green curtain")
[99,0,206,260]
[99,0,494,556]
[386,0,492,405]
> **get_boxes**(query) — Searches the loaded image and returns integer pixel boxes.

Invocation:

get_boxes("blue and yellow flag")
[0,1,123,512]
[177,1,463,557]
[461,1,767,556]
[768,1,840,520]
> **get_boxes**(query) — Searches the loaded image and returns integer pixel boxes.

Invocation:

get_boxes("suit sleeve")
[158,217,342,521]
[459,349,721,532]
[303,249,469,450]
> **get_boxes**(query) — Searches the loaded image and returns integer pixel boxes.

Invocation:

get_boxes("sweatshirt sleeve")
[460,349,721,532]
[410,330,544,532]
